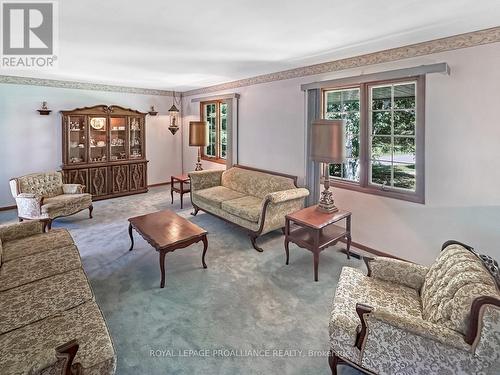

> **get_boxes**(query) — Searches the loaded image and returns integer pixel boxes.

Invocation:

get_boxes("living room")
[0,1,499,374]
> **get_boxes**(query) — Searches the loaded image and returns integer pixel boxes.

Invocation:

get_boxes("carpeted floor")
[0,186,364,375]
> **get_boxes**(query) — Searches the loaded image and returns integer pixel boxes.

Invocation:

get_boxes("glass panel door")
[89,116,108,163]
[129,117,143,159]
[67,115,87,164]
[110,117,127,161]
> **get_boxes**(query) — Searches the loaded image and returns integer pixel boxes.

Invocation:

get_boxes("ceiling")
[2,0,500,91]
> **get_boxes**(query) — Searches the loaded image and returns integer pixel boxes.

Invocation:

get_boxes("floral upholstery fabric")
[0,301,116,375]
[266,188,309,204]
[421,244,500,334]
[189,170,223,191]
[221,196,263,223]
[14,171,65,198]
[41,193,92,219]
[2,228,74,262]
[0,244,81,292]
[0,269,93,335]
[368,257,429,290]
[193,186,246,208]
[221,167,297,199]
[15,193,44,218]
[0,220,43,242]
[329,267,422,364]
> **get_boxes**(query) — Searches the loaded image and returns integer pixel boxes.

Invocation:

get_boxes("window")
[201,100,227,163]
[322,76,424,203]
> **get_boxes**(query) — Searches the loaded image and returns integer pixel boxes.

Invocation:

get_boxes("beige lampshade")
[310,119,346,163]
[189,121,208,146]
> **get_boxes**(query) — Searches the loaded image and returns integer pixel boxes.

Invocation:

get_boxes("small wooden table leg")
[159,250,166,288]
[346,216,352,259]
[170,176,174,204]
[284,218,290,265]
[201,235,208,269]
[180,180,184,209]
[313,251,319,282]
[128,223,134,251]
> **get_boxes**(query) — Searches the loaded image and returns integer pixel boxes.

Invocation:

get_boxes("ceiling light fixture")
[168,91,180,135]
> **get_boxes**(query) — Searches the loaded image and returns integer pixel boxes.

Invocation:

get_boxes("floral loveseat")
[0,221,116,374]
[190,165,309,252]
[10,171,93,230]
[329,241,500,375]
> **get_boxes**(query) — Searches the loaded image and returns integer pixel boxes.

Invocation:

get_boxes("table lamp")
[310,119,346,213]
[189,121,208,171]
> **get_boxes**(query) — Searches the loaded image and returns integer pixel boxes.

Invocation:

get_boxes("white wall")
[0,84,182,206]
[182,42,500,264]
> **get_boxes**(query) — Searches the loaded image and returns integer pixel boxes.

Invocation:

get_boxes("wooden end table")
[171,174,191,209]
[284,205,351,282]
[128,209,207,288]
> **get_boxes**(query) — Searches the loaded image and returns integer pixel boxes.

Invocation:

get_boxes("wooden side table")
[171,174,191,209]
[284,205,351,282]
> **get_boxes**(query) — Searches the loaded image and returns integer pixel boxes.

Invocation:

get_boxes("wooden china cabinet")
[61,105,148,200]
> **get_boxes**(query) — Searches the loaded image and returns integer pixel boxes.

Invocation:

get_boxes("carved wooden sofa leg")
[54,340,82,375]
[191,205,200,216]
[328,350,339,375]
[41,219,52,232]
[249,233,264,252]
[88,204,93,219]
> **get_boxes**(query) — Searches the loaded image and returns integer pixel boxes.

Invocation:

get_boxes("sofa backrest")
[10,171,64,198]
[421,244,500,334]
[221,166,297,199]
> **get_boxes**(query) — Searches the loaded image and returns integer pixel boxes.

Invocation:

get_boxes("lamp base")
[317,187,338,213]
[195,162,203,171]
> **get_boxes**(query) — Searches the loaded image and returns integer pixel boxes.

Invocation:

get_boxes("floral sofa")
[329,240,500,375]
[10,171,93,230]
[189,165,309,252]
[0,221,116,375]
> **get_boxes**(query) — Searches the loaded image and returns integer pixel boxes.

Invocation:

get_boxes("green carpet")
[0,186,364,374]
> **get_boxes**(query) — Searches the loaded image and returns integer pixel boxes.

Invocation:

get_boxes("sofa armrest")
[365,256,429,290]
[189,170,224,191]
[359,304,471,352]
[14,193,43,219]
[62,184,85,194]
[265,188,310,204]
[0,220,44,242]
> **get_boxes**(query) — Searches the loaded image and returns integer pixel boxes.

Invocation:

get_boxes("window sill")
[329,178,424,204]
[201,156,226,165]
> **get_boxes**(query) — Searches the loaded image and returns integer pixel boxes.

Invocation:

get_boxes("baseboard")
[0,204,16,212]
[148,181,171,187]
[338,238,406,261]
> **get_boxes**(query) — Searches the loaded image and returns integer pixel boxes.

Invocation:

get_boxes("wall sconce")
[168,91,180,135]
[148,106,158,116]
[37,101,51,115]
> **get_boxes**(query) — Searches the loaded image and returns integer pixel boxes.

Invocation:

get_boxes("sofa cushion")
[194,186,246,208]
[421,244,500,334]
[329,267,422,364]
[2,228,74,262]
[0,244,81,292]
[41,193,92,217]
[221,167,296,199]
[16,172,64,198]
[221,196,262,223]
[0,301,116,375]
[0,268,93,335]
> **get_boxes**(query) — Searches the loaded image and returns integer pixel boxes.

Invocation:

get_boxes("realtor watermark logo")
[1,0,58,68]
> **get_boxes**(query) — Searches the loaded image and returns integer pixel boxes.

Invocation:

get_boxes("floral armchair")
[10,171,93,230]
[329,241,500,375]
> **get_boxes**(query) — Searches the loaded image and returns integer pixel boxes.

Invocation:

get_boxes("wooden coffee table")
[128,209,208,288]
[285,205,351,282]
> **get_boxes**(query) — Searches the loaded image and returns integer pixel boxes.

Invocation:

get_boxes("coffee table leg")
[170,177,174,204]
[201,235,208,269]
[128,223,134,251]
[159,250,166,288]
[313,251,319,282]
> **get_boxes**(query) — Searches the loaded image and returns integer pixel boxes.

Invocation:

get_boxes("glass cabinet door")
[67,115,87,164]
[129,116,143,159]
[88,116,108,162]
[109,117,127,161]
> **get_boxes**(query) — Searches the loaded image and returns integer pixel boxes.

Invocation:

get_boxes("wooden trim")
[55,340,82,375]
[148,181,171,187]
[338,238,406,261]
[233,164,299,187]
[465,296,500,345]
[355,303,374,350]
[0,204,16,211]
[441,239,474,251]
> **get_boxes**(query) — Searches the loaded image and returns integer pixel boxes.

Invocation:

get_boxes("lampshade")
[310,119,346,163]
[189,121,208,146]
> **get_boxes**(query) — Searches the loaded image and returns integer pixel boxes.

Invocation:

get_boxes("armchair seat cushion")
[0,269,93,335]
[0,244,81,292]
[329,267,422,363]
[0,301,116,375]
[41,193,92,218]
[2,228,74,262]
[193,186,245,209]
[221,196,262,223]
